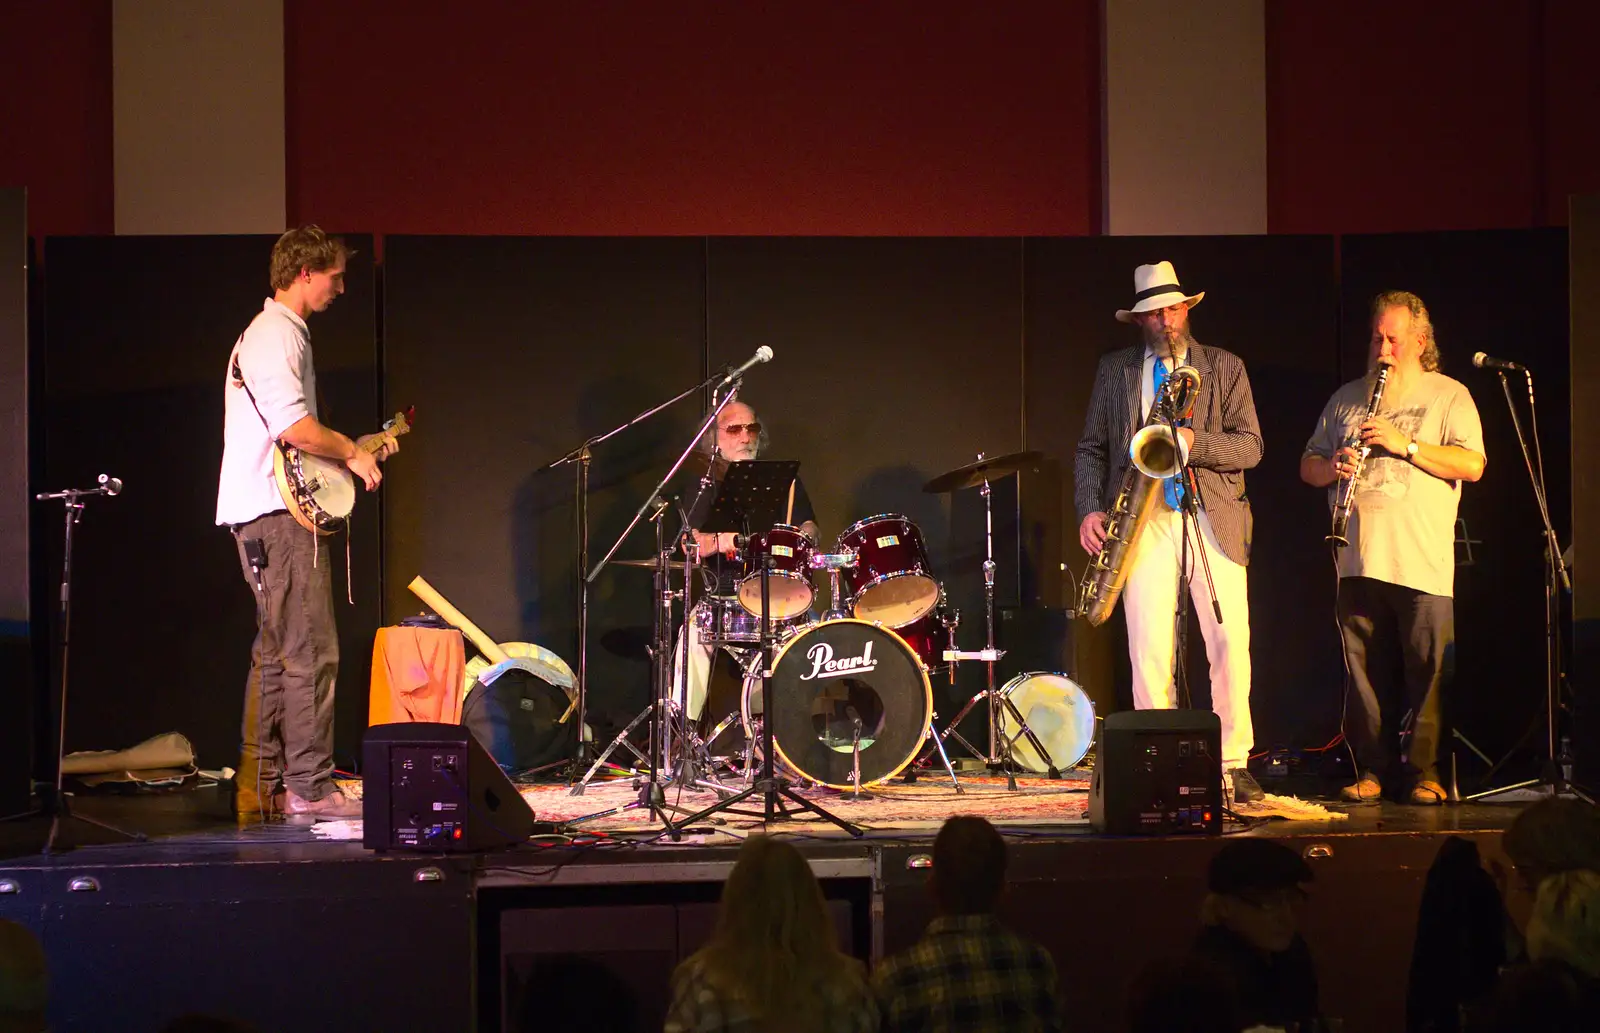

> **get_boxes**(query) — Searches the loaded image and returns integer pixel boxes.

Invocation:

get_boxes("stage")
[0,773,1539,1033]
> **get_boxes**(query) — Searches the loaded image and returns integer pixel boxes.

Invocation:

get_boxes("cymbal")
[923,450,1045,493]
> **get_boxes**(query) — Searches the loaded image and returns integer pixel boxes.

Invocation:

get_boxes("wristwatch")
[1405,439,1419,461]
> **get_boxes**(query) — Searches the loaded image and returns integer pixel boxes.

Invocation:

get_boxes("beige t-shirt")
[1304,371,1484,598]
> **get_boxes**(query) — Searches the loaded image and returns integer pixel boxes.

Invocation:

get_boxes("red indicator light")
[452,828,462,840]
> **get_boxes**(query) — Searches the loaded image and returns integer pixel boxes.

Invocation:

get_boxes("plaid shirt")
[873,914,1061,1033]
[664,952,879,1033]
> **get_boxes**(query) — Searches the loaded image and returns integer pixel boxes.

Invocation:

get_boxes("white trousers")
[1122,504,1254,771]
[672,615,716,722]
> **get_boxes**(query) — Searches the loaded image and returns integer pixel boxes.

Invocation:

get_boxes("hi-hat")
[612,557,665,569]
[923,450,1045,493]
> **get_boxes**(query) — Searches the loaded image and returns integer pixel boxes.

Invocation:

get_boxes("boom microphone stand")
[1462,366,1591,803]
[539,365,750,783]
[669,554,863,836]
[1,475,146,852]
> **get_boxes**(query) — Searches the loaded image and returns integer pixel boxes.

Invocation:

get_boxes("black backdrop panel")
[0,189,27,811]
[381,237,708,735]
[704,238,1024,736]
[1339,230,1570,776]
[41,235,380,768]
[1024,236,1342,750]
[1572,196,1600,786]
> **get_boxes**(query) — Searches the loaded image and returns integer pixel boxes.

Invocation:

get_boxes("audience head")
[932,815,1009,915]
[1527,869,1600,978]
[1126,955,1239,1033]
[1201,838,1313,953]
[0,920,47,1033]
[690,834,861,1028]
[1503,798,1600,892]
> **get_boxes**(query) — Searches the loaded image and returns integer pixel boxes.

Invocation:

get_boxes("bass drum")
[742,619,931,789]
[996,672,1097,773]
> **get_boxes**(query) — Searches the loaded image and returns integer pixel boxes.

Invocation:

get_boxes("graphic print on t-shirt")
[1358,404,1428,499]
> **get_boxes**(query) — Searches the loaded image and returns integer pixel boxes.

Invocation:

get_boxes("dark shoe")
[282,788,363,823]
[1229,768,1266,803]
[1340,772,1383,802]
[1409,780,1447,806]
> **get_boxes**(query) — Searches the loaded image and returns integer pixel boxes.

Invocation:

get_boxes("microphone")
[719,345,774,386]
[1473,352,1526,372]
[99,474,123,496]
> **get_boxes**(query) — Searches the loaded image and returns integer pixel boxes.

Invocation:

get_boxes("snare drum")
[741,619,932,789]
[836,514,940,627]
[996,672,1096,773]
[693,596,811,646]
[737,524,816,620]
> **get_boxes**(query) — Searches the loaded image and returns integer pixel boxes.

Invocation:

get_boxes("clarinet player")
[1301,292,1486,806]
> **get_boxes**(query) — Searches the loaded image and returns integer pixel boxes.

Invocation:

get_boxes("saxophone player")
[1075,262,1265,803]
[1301,292,1485,806]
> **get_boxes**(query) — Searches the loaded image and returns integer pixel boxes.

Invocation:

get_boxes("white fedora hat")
[1114,261,1204,323]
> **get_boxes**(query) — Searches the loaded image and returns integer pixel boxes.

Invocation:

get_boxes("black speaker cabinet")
[362,722,537,852]
[1089,709,1221,836]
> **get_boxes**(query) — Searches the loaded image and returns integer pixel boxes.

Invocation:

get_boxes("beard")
[1144,323,1198,359]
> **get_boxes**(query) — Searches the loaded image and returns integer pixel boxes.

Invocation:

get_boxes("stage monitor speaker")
[1089,709,1221,836]
[362,722,537,852]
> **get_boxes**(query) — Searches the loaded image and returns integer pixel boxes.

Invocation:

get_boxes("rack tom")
[736,524,816,621]
[836,514,940,628]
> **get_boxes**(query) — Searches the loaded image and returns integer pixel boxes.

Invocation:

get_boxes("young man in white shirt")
[216,226,392,823]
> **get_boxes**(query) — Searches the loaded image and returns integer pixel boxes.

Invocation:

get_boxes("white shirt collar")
[266,298,309,335]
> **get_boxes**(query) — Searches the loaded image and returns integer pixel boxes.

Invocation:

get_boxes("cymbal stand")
[923,458,1059,789]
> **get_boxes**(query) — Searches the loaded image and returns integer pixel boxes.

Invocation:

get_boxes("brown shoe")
[1409,780,1447,806]
[234,782,286,824]
[1340,772,1382,802]
[282,788,363,823]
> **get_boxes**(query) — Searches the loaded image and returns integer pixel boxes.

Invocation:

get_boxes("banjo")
[273,407,414,535]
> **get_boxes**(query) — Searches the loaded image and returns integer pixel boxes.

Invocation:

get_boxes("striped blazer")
[1073,342,1263,566]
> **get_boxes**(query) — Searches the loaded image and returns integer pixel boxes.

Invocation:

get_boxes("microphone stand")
[1461,368,1591,803]
[1,477,146,852]
[668,554,863,837]
[539,367,742,782]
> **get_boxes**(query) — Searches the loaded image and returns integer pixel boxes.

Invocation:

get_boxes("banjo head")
[290,451,356,526]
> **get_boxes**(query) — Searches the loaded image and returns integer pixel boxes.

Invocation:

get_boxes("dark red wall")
[283,2,1102,235]
[0,0,113,237]
[1266,0,1600,234]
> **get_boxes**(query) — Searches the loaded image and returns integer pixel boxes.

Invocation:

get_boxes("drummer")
[675,397,819,722]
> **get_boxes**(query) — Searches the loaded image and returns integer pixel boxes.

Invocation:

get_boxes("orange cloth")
[368,626,466,725]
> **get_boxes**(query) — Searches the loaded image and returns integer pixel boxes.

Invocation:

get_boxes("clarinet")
[1328,364,1390,547]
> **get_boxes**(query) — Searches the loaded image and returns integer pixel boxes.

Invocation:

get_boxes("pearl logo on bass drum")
[801,641,877,681]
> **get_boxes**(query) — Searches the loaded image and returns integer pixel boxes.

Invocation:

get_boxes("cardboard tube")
[407,576,509,664]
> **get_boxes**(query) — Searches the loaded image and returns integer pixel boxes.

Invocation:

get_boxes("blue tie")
[1153,356,1185,510]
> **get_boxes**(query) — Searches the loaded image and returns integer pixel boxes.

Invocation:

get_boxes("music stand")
[669,465,862,837]
[698,460,800,540]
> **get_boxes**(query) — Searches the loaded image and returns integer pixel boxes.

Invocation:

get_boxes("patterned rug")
[328,773,1346,840]
[524,773,1092,835]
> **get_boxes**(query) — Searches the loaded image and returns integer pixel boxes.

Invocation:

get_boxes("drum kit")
[572,448,1097,806]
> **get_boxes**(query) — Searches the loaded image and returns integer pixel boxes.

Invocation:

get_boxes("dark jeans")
[1338,576,1455,782]
[231,511,339,801]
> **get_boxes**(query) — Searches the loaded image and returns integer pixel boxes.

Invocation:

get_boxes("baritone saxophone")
[1076,365,1202,626]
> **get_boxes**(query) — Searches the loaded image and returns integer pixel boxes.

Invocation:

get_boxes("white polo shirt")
[215,300,318,526]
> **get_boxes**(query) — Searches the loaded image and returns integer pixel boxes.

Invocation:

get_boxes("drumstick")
[786,479,795,525]
[407,576,510,665]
